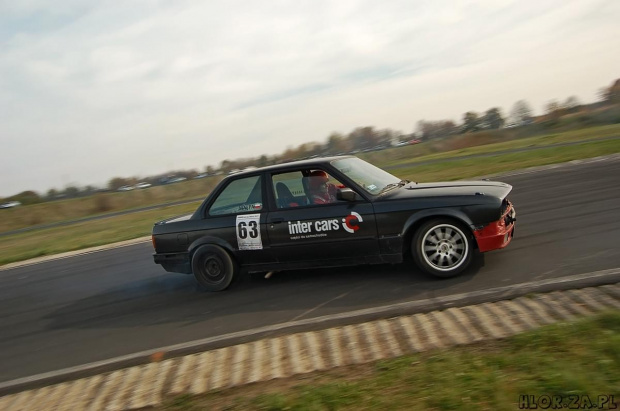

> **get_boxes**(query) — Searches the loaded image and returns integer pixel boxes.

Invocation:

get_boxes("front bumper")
[473,202,516,252]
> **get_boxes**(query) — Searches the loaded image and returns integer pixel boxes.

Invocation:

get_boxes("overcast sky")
[1,0,619,197]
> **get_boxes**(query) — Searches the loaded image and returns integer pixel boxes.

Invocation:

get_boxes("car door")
[201,173,275,265]
[266,169,379,264]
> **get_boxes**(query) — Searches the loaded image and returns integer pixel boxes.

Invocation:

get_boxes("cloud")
[1,0,619,196]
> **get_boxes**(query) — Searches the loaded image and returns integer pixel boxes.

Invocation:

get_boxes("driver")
[307,170,340,204]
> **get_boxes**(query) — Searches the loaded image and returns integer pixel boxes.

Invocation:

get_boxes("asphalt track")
[1,156,619,384]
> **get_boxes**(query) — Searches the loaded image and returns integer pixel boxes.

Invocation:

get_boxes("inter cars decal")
[287,212,363,238]
[236,213,263,250]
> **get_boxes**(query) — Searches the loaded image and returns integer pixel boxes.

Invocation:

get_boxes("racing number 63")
[237,221,258,239]
[236,214,263,250]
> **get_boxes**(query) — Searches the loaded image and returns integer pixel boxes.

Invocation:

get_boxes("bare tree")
[416,120,457,139]
[510,100,533,125]
[564,96,581,110]
[545,100,562,122]
[462,112,481,133]
[326,132,349,154]
[64,186,80,198]
[108,177,131,191]
[482,107,505,129]
[46,188,58,200]
[599,79,620,104]
[256,156,269,167]
[349,127,379,150]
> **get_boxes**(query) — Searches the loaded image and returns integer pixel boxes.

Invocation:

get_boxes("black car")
[152,156,516,291]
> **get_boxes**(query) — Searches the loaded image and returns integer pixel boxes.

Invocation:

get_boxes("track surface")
[1,157,619,383]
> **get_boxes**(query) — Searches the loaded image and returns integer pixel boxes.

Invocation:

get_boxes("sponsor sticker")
[287,212,363,239]
[236,213,262,250]
[342,211,363,233]
[238,203,262,212]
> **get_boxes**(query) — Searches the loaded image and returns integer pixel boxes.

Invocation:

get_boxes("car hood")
[382,180,512,201]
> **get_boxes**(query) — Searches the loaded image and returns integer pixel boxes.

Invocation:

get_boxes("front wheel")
[412,219,473,278]
[191,245,238,291]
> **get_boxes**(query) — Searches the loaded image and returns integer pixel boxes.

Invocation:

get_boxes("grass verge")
[394,138,620,182]
[161,311,620,411]
[359,123,620,168]
[0,177,220,233]
[0,203,198,266]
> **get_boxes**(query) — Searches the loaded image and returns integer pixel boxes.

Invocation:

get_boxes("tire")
[411,219,473,278]
[191,245,238,291]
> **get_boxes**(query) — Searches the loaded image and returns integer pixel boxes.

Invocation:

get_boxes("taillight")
[151,235,156,250]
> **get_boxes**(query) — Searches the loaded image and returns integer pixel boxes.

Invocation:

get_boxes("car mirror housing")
[337,188,358,202]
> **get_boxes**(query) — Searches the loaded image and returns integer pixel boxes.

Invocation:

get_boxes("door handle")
[270,218,284,224]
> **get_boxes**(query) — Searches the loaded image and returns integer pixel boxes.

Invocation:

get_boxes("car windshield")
[331,157,402,195]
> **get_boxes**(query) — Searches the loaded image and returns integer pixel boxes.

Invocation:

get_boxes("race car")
[152,156,515,291]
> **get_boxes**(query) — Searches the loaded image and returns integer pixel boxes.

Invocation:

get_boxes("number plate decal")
[236,213,263,250]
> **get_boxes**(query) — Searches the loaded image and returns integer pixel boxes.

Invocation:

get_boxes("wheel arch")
[188,236,236,263]
[401,210,476,257]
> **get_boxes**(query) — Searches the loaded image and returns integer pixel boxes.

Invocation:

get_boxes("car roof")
[226,155,354,178]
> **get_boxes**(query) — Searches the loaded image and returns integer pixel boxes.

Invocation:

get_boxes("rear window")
[209,176,263,216]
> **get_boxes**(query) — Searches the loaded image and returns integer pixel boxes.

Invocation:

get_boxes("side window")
[272,171,307,209]
[272,169,345,208]
[209,176,263,216]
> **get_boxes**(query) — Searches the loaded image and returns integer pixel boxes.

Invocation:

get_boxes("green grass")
[2,127,620,266]
[390,125,620,166]
[0,177,220,233]
[393,138,620,182]
[161,311,620,411]
[360,123,620,168]
[0,203,198,265]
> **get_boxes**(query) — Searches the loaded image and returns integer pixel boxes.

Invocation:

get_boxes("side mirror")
[337,188,358,202]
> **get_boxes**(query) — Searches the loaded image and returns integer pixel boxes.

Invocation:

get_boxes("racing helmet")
[308,170,329,191]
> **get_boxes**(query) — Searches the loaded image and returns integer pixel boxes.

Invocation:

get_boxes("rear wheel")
[191,245,237,291]
[412,219,473,278]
